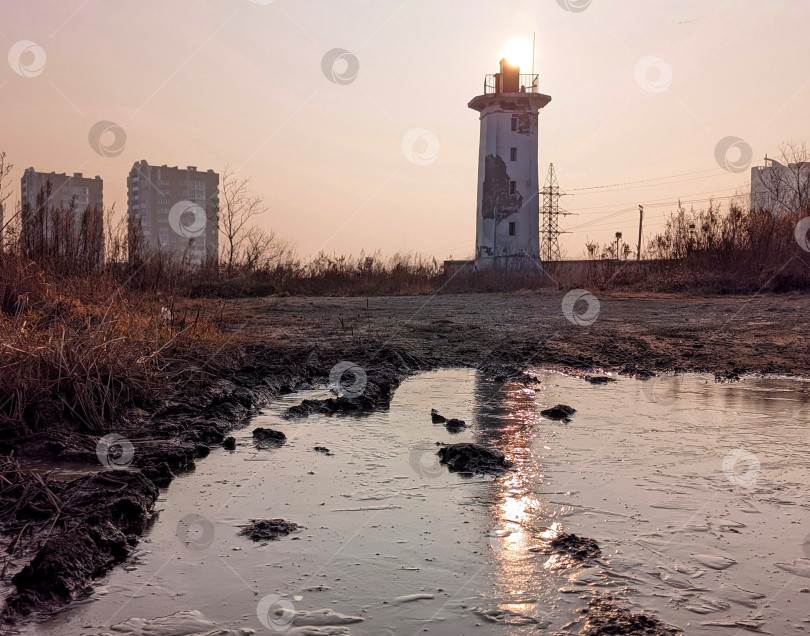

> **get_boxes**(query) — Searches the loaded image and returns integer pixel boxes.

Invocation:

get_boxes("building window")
[509,222,516,236]
[511,117,517,132]
[509,181,517,194]
[510,147,517,161]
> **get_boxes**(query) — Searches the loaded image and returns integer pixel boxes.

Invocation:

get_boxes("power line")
[567,186,747,215]
[566,166,736,193]
[567,193,744,231]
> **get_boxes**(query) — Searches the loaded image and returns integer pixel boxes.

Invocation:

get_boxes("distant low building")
[750,158,810,215]
[127,161,219,266]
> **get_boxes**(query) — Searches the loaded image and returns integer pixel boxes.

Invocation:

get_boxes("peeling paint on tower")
[468,58,551,266]
[482,154,523,220]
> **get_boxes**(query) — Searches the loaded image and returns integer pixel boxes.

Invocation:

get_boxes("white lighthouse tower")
[469,59,551,266]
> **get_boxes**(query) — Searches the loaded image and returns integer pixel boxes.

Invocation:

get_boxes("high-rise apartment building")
[21,168,103,218]
[127,161,219,265]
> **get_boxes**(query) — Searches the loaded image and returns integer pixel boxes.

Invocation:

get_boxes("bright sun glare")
[501,37,533,71]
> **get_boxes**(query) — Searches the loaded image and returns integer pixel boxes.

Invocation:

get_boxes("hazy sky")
[1,0,808,259]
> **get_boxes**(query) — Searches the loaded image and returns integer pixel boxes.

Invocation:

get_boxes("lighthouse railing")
[483,74,540,95]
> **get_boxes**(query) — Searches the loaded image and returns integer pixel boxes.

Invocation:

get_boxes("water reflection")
[473,373,560,603]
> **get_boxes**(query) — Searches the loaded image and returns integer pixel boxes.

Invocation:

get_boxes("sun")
[500,37,533,71]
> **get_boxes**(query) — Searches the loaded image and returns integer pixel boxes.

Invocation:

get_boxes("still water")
[17,369,810,635]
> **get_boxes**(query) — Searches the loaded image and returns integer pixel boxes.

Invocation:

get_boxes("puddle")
[12,369,810,635]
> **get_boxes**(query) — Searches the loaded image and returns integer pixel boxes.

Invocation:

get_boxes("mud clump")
[715,368,743,382]
[285,362,401,418]
[541,404,576,420]
[238,519,302,542]
[252,427,286,446]
[431,410,466,432]
[620,364,655,380]
[550,532,601,561]
[2,471,158,619]
[313,446,333,455]
[222,436,236,450]
[576,596,682,635]
[585,375,616,385]
[437,443,512,475]
[133,441,201,488]
[479,362,541,385]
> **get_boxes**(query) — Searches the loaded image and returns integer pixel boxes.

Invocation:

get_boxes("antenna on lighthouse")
[531,32,536,77]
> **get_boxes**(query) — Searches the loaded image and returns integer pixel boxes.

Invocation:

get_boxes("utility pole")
[636,205,644,260]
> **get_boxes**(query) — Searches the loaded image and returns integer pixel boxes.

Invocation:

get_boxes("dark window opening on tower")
[509,180,517,194]
[509,222,516,236]
[510,117,517,132]
[510,147,517,161]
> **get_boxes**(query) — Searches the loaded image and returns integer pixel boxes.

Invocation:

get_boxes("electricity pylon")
[540,163,569,261]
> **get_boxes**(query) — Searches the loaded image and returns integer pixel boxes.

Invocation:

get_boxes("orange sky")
[1,0,808,260]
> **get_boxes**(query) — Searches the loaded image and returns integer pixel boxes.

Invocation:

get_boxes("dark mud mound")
[313,446,333,455]
[431,410,466,432]
[437,443,512,475]
[222,436,236,450]
[550,532,601,561]
[238,519,302,542]
[541,404,576,420]
[575,596,682,635]
[478,362,541,385]
[585,375,616,385]
[444,418,467,433]
[133,441,201,487]
[285,362,401,418]
[715,368,743,382]
[252,427,286,446]
[2,471,158,619]
[619,364,655,380]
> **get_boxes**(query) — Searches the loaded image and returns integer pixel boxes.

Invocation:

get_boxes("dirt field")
[226,291,810,375]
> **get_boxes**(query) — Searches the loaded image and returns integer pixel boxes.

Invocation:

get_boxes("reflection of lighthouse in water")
[473,371,561,601]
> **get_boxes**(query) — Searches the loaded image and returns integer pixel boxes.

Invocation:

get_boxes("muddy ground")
[1,290,808,633]
[224,291,810,375]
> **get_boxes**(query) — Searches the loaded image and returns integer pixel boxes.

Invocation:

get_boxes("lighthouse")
[469,58,551,266]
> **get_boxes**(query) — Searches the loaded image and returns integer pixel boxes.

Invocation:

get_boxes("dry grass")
[0,253,234,439]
